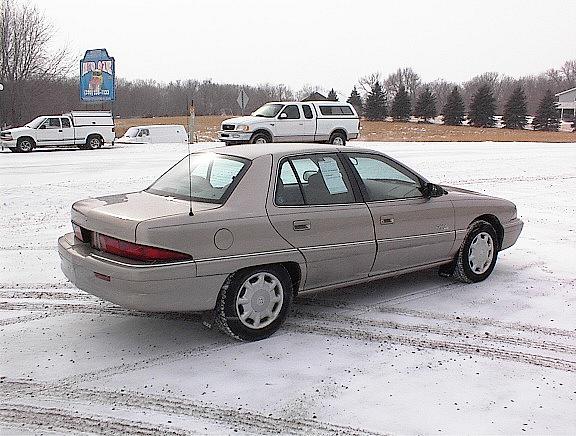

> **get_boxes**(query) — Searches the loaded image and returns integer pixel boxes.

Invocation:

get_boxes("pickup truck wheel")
[329,132,346,146]
[250,133,270,144]
[453,220,499,283]
[86,135,103,150]
[16,138,34,153]
[214,265,292,341]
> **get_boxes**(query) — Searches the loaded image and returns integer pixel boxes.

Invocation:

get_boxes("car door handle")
[293,220,311,231]
[58,129,63,132]
[380,216,394,225]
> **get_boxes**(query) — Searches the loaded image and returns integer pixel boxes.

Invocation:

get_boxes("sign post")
[237,88,249,116]
[80,49,115,103]
[189,100,195,144]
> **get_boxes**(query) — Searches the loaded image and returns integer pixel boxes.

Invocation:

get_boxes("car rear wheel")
[214,265,292,341]
[454,220,499,283]
[250,132,270,144]
[329,131,346,146]
[85,135,103,150]
[16,138,34,153]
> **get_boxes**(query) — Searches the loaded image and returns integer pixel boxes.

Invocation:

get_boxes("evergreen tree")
[414,87,437,122]
[390,85,411,121]
[532,89,560,131]
[469,84,496,127]
[347,86,363,117]
[327,88,338,101]
[364,81,387,121]
[502,86,528,129]
[442,86,465,126]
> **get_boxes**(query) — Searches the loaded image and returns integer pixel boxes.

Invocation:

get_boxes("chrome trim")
[300,240,375,251]
[377,231,454,243]
[195,248,300,264]
[91,253,196,269]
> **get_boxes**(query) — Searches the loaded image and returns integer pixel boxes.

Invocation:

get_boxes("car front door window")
[346,154,423,201]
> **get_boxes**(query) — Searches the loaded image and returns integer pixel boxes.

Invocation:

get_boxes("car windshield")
[125,127,139,137]
[252,104,283,118]
[146,153,249,203]
[25,117,45,129]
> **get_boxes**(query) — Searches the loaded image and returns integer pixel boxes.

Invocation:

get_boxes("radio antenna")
[187,99,194,216]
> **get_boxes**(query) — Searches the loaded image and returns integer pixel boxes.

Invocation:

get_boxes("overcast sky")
[34,0,576,96]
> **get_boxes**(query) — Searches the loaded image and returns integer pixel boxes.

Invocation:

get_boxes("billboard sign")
[80,49,115,102]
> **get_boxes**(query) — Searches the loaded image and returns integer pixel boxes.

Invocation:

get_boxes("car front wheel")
[214,266,292,341]
[250,133,270,144]
[329,131,346,146]
[454,220,499,283]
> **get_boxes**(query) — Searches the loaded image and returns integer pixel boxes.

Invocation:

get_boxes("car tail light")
[72,222,86,242]
[92,233,192,262]
[111,127,115,132]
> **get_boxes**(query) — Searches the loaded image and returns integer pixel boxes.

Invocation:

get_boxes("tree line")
[349,79,567,131]
[1,0,575,131]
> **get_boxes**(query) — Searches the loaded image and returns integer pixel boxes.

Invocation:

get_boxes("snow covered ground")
[0,141,575,435]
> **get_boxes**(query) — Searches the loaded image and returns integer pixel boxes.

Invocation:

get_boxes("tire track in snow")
[1,380,385,436]
[286,320,576,373]
[297,296,576,339]
[0,403,194,436]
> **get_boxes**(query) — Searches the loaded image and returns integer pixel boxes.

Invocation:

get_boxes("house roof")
[555,87,576,96]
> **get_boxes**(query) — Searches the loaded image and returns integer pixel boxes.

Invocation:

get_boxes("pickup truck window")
[252,104,283,118]
[61,118,71,128]
[280,105,300,119]
[25,117,45,129]
[42,118,61,129]
[302,105,313,119]
[319,106,354,116]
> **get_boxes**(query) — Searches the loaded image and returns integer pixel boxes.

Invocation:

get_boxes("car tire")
[250,132,270,144]
[329,131,346,146]
[453,220,499,283]
[86,135,103,150]
[15,137,34,153]
[214,265,292,341]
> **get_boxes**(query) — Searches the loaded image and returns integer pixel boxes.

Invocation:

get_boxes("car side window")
[275,160,304,206]
[61,118,71,128]
[346,154,423,201]
[289,154,355,205]
[302,105,313,119]
[42,118,61,129]
[280,105,300,119]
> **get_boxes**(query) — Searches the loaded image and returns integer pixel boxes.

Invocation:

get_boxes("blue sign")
[80,49,115,102]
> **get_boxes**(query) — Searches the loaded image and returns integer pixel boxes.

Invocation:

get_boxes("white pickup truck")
[218,101,360,146]
[0,111,115,153]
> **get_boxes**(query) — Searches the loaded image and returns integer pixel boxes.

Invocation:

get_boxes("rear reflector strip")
[94,272,111,281]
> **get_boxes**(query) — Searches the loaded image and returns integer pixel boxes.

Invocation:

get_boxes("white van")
[117,125,188,144]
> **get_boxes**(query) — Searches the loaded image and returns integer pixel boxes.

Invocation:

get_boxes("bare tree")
[385,67,421,99]
[358,72,383,95]
[0,0,72,125]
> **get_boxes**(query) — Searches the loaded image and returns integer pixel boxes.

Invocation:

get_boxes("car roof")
[205,143,380,160]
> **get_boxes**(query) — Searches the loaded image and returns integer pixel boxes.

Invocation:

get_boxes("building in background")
[555,87,576,121]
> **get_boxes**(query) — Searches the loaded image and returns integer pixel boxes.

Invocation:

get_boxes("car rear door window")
[302,105,313,119]
[346,154,423,201]
[275,160,305,206]
[287,154,355,205]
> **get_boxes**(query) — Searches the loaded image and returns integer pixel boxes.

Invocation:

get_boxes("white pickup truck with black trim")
[0,111,115,153]
[218,101,360,146]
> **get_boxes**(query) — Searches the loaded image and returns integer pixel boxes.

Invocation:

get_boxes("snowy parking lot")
[0,141,575,435]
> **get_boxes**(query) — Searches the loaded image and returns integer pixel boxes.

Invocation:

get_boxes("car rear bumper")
[58,233,227,312]
[218,131,252,143]
[501,218,523,250]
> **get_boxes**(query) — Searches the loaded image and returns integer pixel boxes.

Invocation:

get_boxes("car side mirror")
[278,113,288,119]
[422,182,446,198]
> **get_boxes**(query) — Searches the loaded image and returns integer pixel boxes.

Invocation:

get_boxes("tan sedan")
[58,143,523,341]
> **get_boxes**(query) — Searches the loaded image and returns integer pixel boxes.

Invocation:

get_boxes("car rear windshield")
[146,153,249,204]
